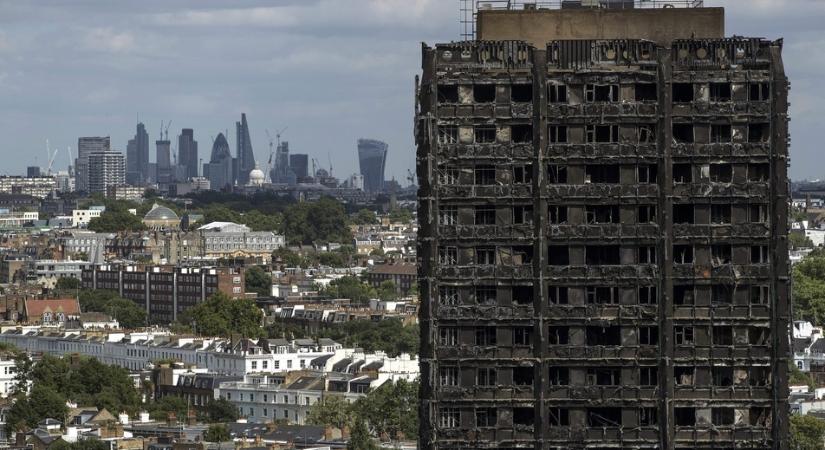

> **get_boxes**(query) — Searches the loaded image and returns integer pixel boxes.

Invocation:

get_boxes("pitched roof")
[368,263,416,276]
[24,299,80,318]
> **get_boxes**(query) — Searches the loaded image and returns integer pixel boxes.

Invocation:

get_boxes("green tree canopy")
[148,395,188,421]
[87,202,146,233]
[376,280,398,302]
[272,248,304,268]
[791,414,825,450]
[306,395,353,431]
[78,289,146,329]
[352,209,377,225]
[356,379,418,441]
[191,292,263,338]
[55,277,80,291]
[204,398,239,423]
[323,276,375,305]
[347,417,379,450]
[315,319,418,356]
[244,266,272,297]
[793,256,825,325]
[282,197,352,245]
[203,424,231,442]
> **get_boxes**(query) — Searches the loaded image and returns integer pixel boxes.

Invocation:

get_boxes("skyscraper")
[126,122,149,185]
[235,113,255,185]
[156,136,171,185]
[271,141,290,184]
[289,154,309,180]
[76,136,110,193]
[417,4,788,450]
[358,138,388,193]
[204,133,233,191]
[178,128,198,179]
[87,150,124,195]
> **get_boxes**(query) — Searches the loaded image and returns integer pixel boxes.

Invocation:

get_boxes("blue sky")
[0,0,820,181]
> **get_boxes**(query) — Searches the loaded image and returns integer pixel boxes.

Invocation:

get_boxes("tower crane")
[164,120,172,141]
[406,168,416,187]
[265,129,274,182]
[45,139,60,175]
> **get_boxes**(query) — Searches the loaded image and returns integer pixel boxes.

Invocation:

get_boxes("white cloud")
[82,28,136,53]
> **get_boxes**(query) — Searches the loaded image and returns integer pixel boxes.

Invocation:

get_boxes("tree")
[356,379,418,441]
[203,424,231,442]
[347,417,378,450]
[790,232,815,250]
[791,414,825,450]
[272,248,304,268]
[790,362,816,391]
[87,204,146,233]
[6,385,68,434]
[793,256,825,325]
[148,395,188,421]
[306,396,353,431]
[352,209,377,225]
[190,292,264,338]
[387,208,413,223]
[55,277,80,291]
[324,276,375,305]
[282,197,352,245]
[205,398,239,423]
[316,319,418,356]
[377,280,398,302]
[245,266,272,297]
[78,289,146,329]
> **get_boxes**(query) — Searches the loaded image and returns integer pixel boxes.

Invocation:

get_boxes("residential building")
[76,137,110,193]
[0,176,56,199]
[106,185,144,201]
[87,151,125,195]
[0,211,39,229]
[366,263,416,294]
[22,298,80,326]
[357,139,388,193]
[28,259,91,288]
[71,207,104,228]
[197,222,284,262]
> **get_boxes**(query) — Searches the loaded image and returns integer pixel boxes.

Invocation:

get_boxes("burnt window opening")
[672,83,694,102]
[549,84,568,103]
[750,285,769,304]
[513,246,533,265]
[640,407,658,426]
[437,85,459,103]
[513,408,535,427]
[750,407,772,427]
[437,166,459,185]
[712,284,733,304]
[512,286,533,305]
[475,286,497,305]
[473,84,496,103]
[587,367,621,386]
[438,125,458,144]
[585,84,619,102]
[438,246,457,265]
[674,245,694,264]
[438,327,458,346]
[513,366,534,385]
[673,164,692,183]
[512,205,533,225]
[548,367,570,385]
[674,285,695,305]
[439,366,458,386]
[586,124,619,143]
[438,205,457,226]
[511,124,533,143]
[474,165,496,185]
[712,408,735,426]
[477,367,497,386]
[639,286,657,305]
[511,84,532,102]
[586,286,619,304]
[749,367,771,387]
[438,408,459,428]
[586,245,620,265]
[749,327,771,345]
[752,245,769,264]
[638,246,657,264]
[712,366,734,387]
[549,125,568,143]
[548,326,570,345]
[587,408,622,427]
[475,327,497,346]
[748,163,770,182]
[674,366,695,385]
[639,125,656,143]
[635,83,658,102]
[749,204,769,223]
[548,205,568,224]
[675,407,696,426]
[548,407,569,426]
[674,326,694,345]
[713,326,733,346]
[476,408,497,427]
[711,204,732,224]
[638,165,657,183]
[709,163,732,182]
[748,123,770,143]
[474,206,496,225]
[638,205,656,223]
[639,326,659,345]
[512,164,533,184]
[586,325,621,346]
[549,286,569,305]
[710,124,732,143]
[750,82,770,101]
[586,205,620,224]
[513,328,533,346]
[711,244,732,266]
[672,124,694,143]
[475,247,496,265]
[547,165,568,184]
[585,165,620,183]
[474,125,496,144]
[438,286,458,306]
[640,367,658,386]
[548,246,570,266]
[709,83,732,102]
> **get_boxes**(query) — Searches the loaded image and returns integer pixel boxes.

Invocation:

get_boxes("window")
[672,124,694,143]
[750,204,768,223]
[438,125,458,144]
[476,408,497,427]
[475,286,497,305]
[750,285,769,304]
[712,366,733,387]
[675,407,696,426]
[548,246,570,265]
[711,244,732,265]
[710,124,732,143]
[475,247,495,265]
[511,124,533,143]
[513,366,534,385]
[586,286,618,304]
[640,407,658,426]
[749,82,770,101]
[639,326,658,345]
[437,85,459,103]
[587,408,622,427]
[674,245,694,264]
[438,286,458,306]
[548,286,568,304]
[474,165,496,184]
[674,366,694,386]
[474,126,496,144]
[513,205,533,224]
[477,368,497,386]
[712,408,735,426]
[639,125,656,143]
[639,286,657,305]
[587,325,621,346]
[476,327,497,346]
[713,326,733,345]
[674,285,695,305]
[439,408,459,428]
[548,407,569,426]
[438,205,457,226]
[438,246,457,265]
[672,83,694,102]
[438,166,459,185]
[638,246,656,264]
[640,367,658,386]
[587,367,621,386]
[548,205,567,224]
[585,164,620,183]
[586,205,619,224]
[439,327,458,346]
[548,326,569,345]
[547,165,567,184]
[512,286,533,305]
[512,165,533,184]
[586,125,619,143]
[709,83,731,102]
[511,84,532,102]
[751,245,769,264]
[674,326,694,345]
[513,407,535,427]
[585,84,619,102]
[439,367,458,386]
[710,162,734,182]
[548,367,570,385]
[748,123,770,143]
[638,205,656,223]
[748,163,769,181]
[635,83,657,101]
[474,206,496,225]
[474,84,496,103]
[711,204,731,224]
[513,246,533,265]
[585,245,620,265]
[549,125,568,143]
[673,164,692,183]
[549,84,567,103]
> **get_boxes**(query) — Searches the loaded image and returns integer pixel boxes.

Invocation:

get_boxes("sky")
[0,0,821,181]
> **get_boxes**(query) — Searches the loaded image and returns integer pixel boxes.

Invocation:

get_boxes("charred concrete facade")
[416,9,789,450]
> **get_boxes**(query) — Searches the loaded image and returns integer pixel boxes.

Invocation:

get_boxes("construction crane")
[45,139,60,175]
[406,168,416,187]
[164,120,172,141]
[265,129,275,182]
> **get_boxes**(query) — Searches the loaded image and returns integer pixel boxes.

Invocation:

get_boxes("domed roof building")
[247,164,265,187]
[142,203,180,230]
